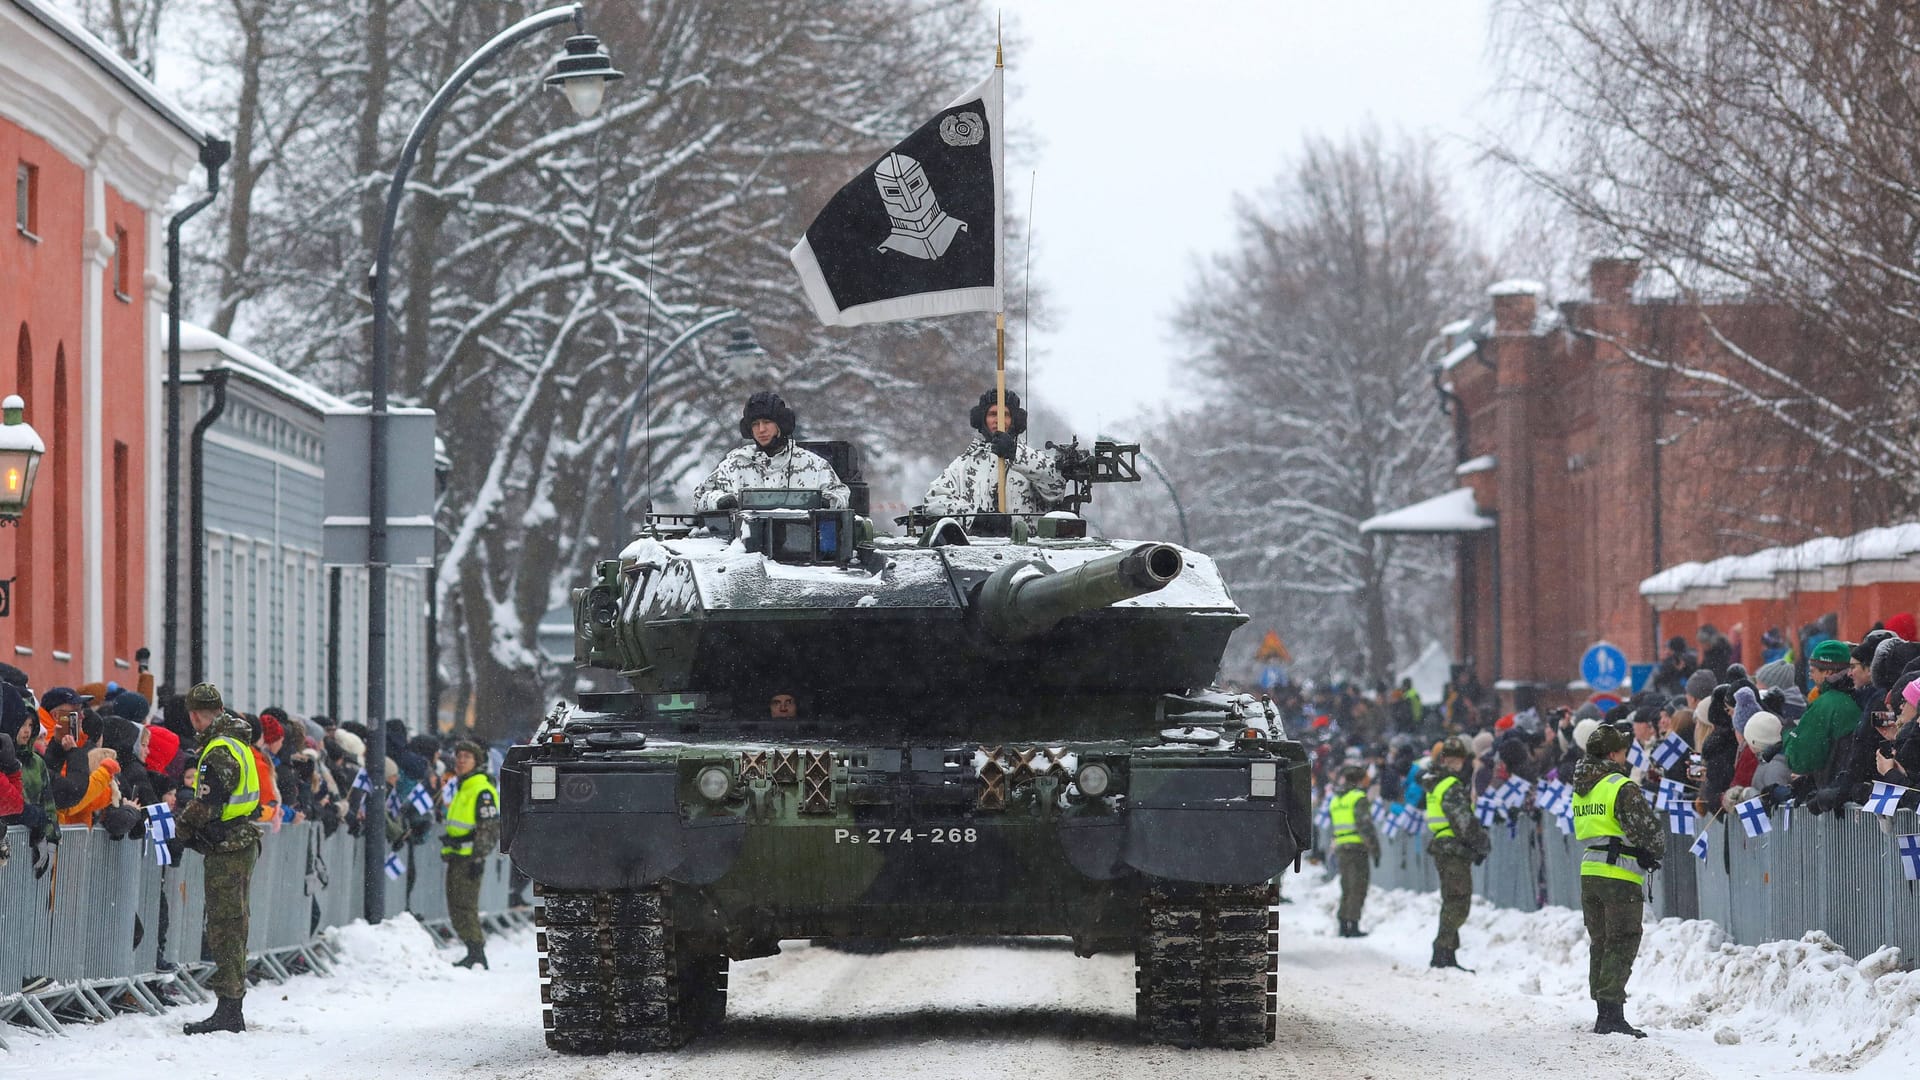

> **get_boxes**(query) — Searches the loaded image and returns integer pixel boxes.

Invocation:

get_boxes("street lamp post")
[607,312,762,539]
[362,2,620,923]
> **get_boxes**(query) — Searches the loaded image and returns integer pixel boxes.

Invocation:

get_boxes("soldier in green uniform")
[1327,764,1380,937]
[1424,737,1488,970]
[176,682,262,1035]
[1573,723,1665,1037]
[442,739,500,969]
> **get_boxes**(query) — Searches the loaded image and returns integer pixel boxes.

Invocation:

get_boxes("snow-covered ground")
[9,874,1920,1078]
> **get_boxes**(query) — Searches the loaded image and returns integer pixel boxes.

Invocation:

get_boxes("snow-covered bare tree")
[1165,130,1484,687]
[1489,0,1920,512]
[150,0,1026,736]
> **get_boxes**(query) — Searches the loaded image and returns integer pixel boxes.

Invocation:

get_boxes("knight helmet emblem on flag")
[874,153,966,260]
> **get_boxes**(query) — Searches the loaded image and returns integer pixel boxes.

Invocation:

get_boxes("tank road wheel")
[536,885,729,1053]
[1134,882,1277,1049]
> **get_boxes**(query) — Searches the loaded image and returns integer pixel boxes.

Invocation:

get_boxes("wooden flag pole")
[995,312,1008,511]
[994,18,1008,513]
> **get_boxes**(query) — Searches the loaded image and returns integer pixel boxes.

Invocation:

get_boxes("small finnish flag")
[1652,734,1689,772]
[384,852,406,879]
[408,784,434,816]
[1556,805,1575,835]
[1735,796,1772,838]
[385,791,402,817]
[1545,782,1574,818]
[1659,778,1688,811]
[145,802,177,843]
[1896,834,1920,882]
[1398,806,1421,833]
[1865,781,1908,817]
[1501,777,1532,809]
[1667,798,1697,836]
[352,768,372,793]
[1627,741,1647,771]
[1314,803,1332,829]
[1690,829,1710,862]
[1476,796,1498,827]
[1371,804,1388,826]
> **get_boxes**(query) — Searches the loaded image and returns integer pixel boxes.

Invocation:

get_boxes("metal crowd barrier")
[0,822,526,1045]
[1332,802,1920,965]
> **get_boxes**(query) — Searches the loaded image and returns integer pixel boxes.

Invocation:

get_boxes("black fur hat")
[738,391,797,440]
[1871,637,1920,691]
[969,388,1028,435]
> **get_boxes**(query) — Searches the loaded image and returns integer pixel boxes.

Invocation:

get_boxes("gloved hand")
[989,431,1017,460]
[166,839,185,865]
[0,831,11,869]
[31,839,55,879]
[1370,849,1381,868]
[1639,856,1662,873]
[0,731,19,772]
[713,493,740,511]
[467,858,486,882]
[1472,851,1488,866]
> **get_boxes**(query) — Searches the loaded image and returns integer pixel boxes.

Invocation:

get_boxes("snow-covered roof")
[1439,337,1480,371]
[172,319,351,416]
[1639,522,1920,600]
[1360,488,1495,535]
[1488,278,1547,298]
[1455,455,1496,476]
[10,0,213,145]
[1438,317,1475,337]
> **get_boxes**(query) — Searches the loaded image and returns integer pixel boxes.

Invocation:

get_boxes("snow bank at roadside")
[1300,871,1920,1074]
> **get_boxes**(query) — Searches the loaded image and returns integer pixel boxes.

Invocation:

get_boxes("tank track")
[1134,882,1277,1048]
[535,884,728,1053]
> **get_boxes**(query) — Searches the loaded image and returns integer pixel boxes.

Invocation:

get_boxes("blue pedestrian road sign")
[1581,641,1629,692]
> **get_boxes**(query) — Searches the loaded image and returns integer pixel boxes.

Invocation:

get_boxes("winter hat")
[109,691,150,723]
[737,391,797,440]
[40,687,86,712]
[1854,629,1898,667]
[1810,639,1853,668]
[968,388,1029,436]
[330,728,366,764]
[1731,686,1761,735]
[1572,718,1602,754]
[2,683,27,739]
[0,662,27,689]
[102,716,141,758]
[453,738,486,760]
[384,719,410,748]
[1888,612,1919,642]
[1667,636,1688,653]
[1754,659,1796,692]
[1494,714,1515,732]
[186,682,224,712]
[1871,638,1920,690]
[1574,702,1605,722]
[1743,711,1783,754]
[142,722,180,773]
[1905,679,1920,710]
[1586,723,1631,757]
[1340,764,1368,785]
[1514,707,1542,734]
[302,717,328,744]
[1685,669,1718,701]
[1470,731,1494,756]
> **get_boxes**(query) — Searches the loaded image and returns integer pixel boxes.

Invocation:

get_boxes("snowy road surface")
[11,872,1920,1079]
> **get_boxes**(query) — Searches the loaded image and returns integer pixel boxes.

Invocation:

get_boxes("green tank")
[500,440,1312,1053]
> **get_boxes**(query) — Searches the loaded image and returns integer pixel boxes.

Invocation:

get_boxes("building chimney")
[1489,279,1544,335]
[1588,256,1642,306]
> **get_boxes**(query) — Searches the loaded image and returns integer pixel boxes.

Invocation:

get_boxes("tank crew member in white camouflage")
[693,391,849,511]
[922,389,1068,514]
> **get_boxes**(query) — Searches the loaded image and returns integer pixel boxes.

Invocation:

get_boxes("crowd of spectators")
[1293,616,1920,833]
[0,660,479,878]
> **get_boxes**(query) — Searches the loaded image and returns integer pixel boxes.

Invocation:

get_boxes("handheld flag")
[1690,829,1710,862]
[791,68,1004,326]
[1652,734,1689,772]
[385,791,402,818]
[1555,804,1575,835]
[408,783,434,817]
[384,852,406,880]
[145,802,177,843]
[1627,741,1647,771]
[1475,796,1498,827]
[1897,834,1920,882]
[1735,796,1772,838]
[1659,777,1688,811]
[1865,781,1908,817]
[352,768,372,793]
[1667,798,1697,835]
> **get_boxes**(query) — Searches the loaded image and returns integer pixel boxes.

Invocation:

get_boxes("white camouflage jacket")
[922,437,1069,515]
[692,441,849,511]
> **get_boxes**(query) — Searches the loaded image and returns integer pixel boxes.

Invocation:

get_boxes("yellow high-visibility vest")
[1329,789,1367,847]
[197,733,260,821]
[1574,772,1645,884]
[442,772,499,857]
[1425,774,1457,838]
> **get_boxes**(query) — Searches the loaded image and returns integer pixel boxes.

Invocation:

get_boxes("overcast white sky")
[998,0,1497,434]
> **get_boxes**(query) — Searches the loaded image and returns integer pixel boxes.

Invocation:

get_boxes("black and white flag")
[791,67,1003,326]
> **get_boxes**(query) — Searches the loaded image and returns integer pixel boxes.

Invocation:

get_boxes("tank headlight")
[1075,762,1112,798]
[530,764,557,801]
[695,765,733,802]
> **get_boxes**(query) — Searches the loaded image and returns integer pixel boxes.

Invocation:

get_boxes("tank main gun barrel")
[973,543,1184,642]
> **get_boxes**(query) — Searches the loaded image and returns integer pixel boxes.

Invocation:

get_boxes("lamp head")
[545,34,623,118]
